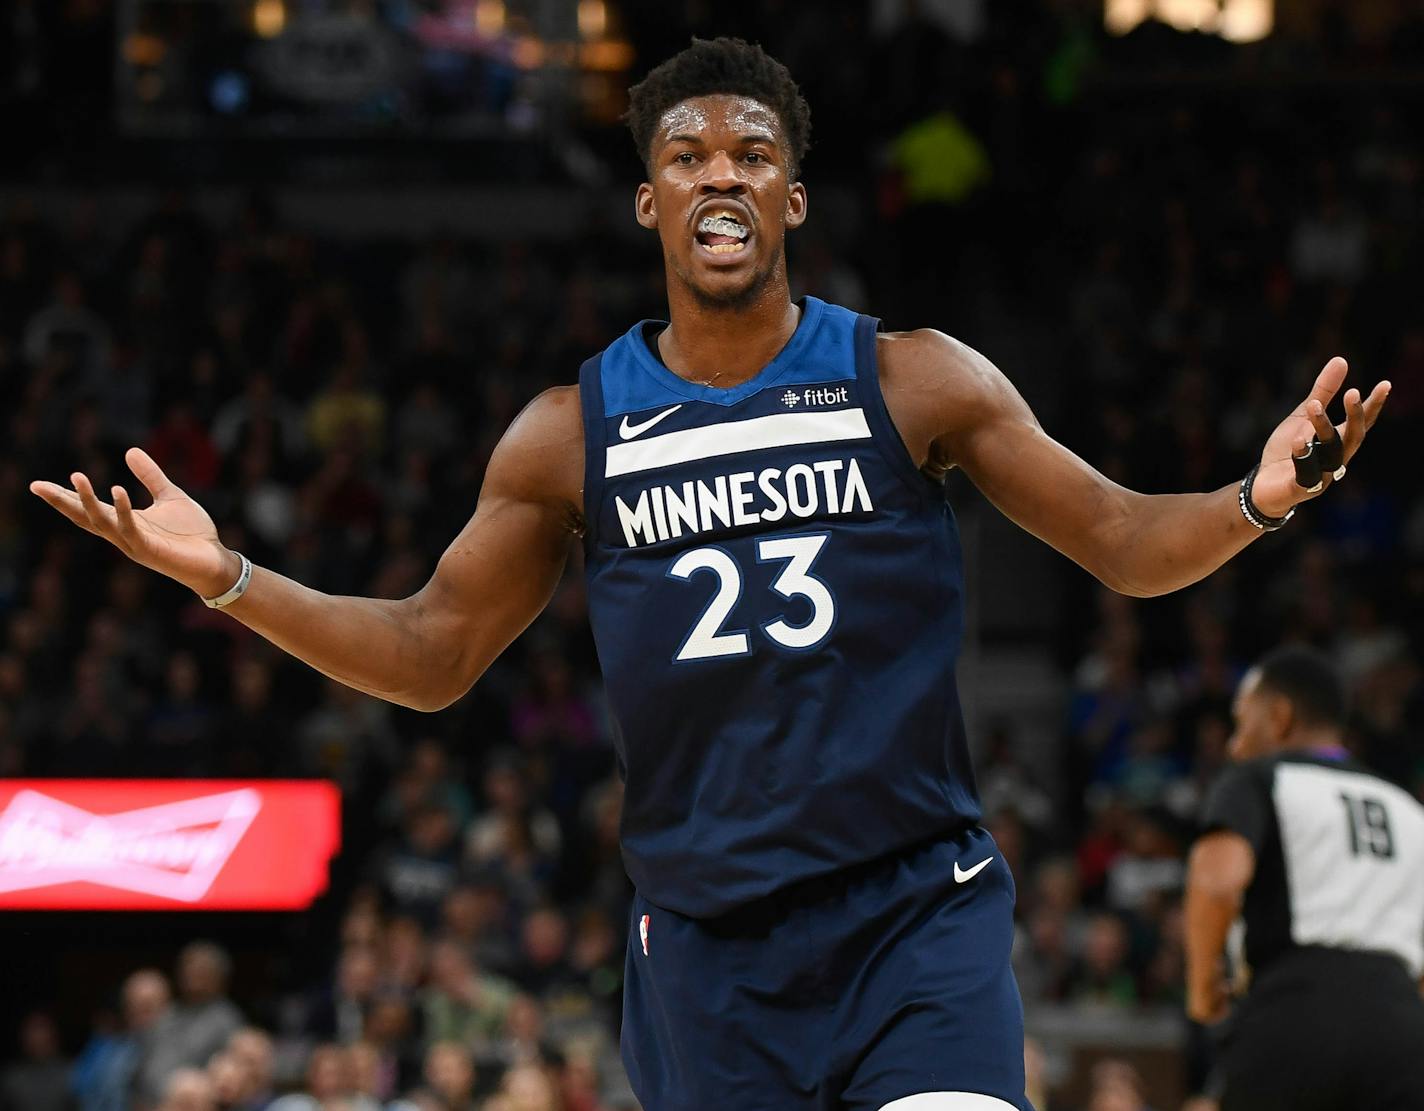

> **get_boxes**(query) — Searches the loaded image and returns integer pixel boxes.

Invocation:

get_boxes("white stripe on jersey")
[604,408,872,478]
[1274,762,1424,976]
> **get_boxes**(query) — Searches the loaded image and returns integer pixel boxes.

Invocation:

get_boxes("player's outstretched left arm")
[881,331,1390,597]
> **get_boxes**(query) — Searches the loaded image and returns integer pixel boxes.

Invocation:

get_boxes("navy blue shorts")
[621,826,1031,1111]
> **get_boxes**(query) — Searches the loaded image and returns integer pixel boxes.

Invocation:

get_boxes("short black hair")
[1254,645,1348,731]
[624,37,811,177]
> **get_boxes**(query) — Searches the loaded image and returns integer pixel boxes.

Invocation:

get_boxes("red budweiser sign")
[0,780,341,910]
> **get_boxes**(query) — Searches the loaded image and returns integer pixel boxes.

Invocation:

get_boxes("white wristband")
[203,552,252,608]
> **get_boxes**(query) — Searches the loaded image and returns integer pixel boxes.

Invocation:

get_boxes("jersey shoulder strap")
[847,310,940,497]
[577,348,608,548]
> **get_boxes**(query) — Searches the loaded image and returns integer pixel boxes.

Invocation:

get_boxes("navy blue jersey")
[579,296,980,917]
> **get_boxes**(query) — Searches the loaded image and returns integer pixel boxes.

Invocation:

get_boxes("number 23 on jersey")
[667,533,836,661]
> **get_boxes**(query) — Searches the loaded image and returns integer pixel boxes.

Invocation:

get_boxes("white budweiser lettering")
[0,788,262,902]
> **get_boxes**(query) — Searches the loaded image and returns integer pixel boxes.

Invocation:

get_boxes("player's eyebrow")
[665,131,776,145]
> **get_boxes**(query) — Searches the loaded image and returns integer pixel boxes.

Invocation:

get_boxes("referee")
[1185,645,1424,1110]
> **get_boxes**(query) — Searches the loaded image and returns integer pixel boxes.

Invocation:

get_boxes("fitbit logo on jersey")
[784,386,849,408]
[614,458,874,547]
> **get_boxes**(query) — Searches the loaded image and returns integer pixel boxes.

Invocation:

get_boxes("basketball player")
[31,38,1391,1111]
[1186,647,1424,1111]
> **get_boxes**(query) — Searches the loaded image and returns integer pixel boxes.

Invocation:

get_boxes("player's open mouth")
[696,211,750,255]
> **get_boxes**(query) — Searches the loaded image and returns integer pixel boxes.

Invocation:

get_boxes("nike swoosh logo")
[619,405,683,440]
[954,856,993,883]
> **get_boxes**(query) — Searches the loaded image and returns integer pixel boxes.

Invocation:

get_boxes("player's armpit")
[407,385,585,709]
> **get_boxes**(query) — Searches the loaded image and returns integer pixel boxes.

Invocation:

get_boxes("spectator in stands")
[489,995,552,1072]
[380,917,428,996]
[144,402,221,493]
[575,779,631,922]
[392,384,458,464]
[102,564,166,688]
[306,351,386,459]
[566,907,623,1031]
[403,1042,476,1111]
[206,1051,254,1110]
[21,270,111,382]
[158,1068,217,1111]
[373,802,462,931]
[515,909,579,1002]
[1015,859,1088,1005]
[0,1011,75,1111]
[267,1045,372,1111]
[211,372,306,468]
[230,443,300,559]
[465,758,560,909]
[298,681,399,794]
[72,969,171,1111]
[557,1048,611,1111]
[210,655,288,777]
[144,650,215,773]
[225,1029,275,1111]
[306,947,382,1045]
[1106,809,1185,915]
[1084,1059,1155,1111]
[1066,914,1138,1008]
[345,1042,396,1108]
[361,997,419,1096]
[139,943,245,1107]
[975,721,1055,836]
[1022,1039,1050,1111]
[510,649,600,754]
[1016,908,1073,1006]
[381,740,475,833]
[489,1063,560,1111]
[52,651,133,774]
[439,881,518,979]
[420,940,516,1051]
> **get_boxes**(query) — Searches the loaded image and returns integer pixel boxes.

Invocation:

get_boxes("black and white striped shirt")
[1202,751,1424,979]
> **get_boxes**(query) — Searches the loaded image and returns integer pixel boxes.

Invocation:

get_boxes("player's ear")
[636,182,658,230]
[785,181,807,230]
[1267,692,1294,744]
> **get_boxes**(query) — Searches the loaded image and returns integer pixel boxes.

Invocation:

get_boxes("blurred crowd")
[3,3,1424,1111]
[4,937,625,1111]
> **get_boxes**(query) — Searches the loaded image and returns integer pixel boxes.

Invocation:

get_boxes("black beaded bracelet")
[1239,464,1295,532]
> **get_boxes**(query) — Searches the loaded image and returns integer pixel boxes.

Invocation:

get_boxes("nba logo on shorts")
[639,913,651,956]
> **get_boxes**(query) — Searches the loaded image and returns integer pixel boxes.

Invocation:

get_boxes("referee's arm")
[1185,831,1255,1023]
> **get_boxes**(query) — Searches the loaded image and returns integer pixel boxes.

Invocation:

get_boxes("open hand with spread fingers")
[1247,356,1391,522]
[29,447,241,600]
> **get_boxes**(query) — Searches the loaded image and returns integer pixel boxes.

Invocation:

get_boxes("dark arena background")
[1,2,1422,1109]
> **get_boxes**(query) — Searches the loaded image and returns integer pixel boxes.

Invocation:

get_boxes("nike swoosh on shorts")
[953,856,993,883]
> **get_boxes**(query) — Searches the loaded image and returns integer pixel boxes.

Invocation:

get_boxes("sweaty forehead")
[656,95,780,141]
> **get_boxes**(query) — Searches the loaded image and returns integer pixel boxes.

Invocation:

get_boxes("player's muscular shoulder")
[487,384,587,535]
[876,328,1026,476]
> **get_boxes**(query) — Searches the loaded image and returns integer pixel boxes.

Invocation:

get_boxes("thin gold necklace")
[658,330,727,388]
[688,368,727,387]
[661,303,799,388]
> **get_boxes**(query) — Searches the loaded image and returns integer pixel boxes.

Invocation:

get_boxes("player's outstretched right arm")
[30,386,585,711]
